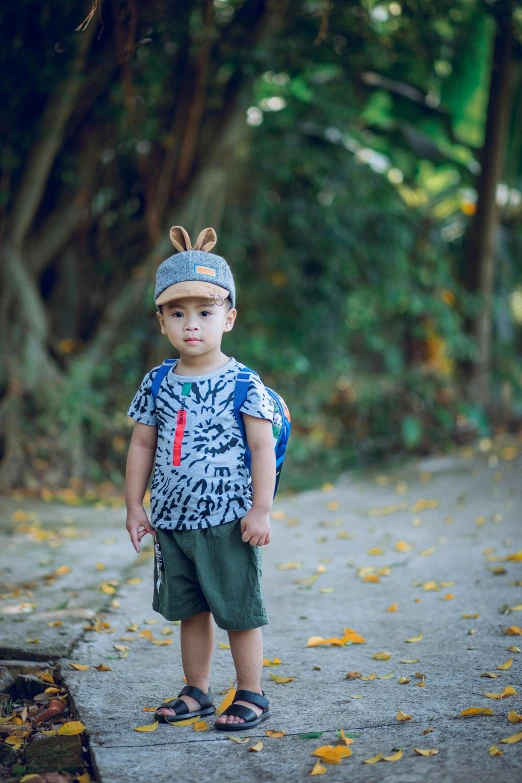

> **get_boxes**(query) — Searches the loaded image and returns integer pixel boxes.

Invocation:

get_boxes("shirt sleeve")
[239,373,274,422]
[126,368,158,426]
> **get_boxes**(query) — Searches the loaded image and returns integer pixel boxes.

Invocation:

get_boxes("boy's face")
[156,295,236,355]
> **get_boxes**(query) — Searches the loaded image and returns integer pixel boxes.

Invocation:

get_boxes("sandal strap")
[234,690,268,711]
[179,685,212,708]
[161,698,189,715]
[222,703,258,722]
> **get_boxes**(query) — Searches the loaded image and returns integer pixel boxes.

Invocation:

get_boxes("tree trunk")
[466,4,514,406]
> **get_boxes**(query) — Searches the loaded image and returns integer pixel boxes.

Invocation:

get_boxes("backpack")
[150,359,291,497]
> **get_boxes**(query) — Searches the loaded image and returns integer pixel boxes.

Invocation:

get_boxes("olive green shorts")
[152,518,268,631]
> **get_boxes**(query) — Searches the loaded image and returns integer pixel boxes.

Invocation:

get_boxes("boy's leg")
[215,627,264,726]
[156,610,214,718]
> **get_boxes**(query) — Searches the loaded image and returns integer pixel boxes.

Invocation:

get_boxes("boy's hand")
[126,505,156,553]
[241,507,271,546]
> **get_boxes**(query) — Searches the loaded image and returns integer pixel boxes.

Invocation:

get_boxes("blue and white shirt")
[126,356,275,530]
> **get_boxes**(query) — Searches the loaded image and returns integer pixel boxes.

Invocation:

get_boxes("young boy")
[125,226,275,731]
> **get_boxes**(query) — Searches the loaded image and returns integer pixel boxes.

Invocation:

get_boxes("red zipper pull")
[172,408,187,466]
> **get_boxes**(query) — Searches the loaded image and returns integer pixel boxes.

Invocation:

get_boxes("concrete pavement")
[53,444,522,781]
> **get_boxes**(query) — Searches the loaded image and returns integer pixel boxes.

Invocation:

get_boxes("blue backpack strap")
[151,359,176,405]
[233,366,254,469]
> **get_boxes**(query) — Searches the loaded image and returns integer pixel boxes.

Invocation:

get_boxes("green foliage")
[3,0,522,492]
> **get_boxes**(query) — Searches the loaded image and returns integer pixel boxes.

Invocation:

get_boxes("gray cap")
[154,226,235,309]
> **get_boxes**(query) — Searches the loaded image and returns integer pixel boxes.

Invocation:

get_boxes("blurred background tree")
[1,0,522,496]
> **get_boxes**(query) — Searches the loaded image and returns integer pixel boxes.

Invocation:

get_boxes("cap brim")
[155,281,230,306]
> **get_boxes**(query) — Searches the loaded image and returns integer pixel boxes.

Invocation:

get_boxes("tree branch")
[8,21,97,248]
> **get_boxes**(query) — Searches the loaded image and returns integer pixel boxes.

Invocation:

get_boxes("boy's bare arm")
[125,422,158,552]
[240,414,275,546]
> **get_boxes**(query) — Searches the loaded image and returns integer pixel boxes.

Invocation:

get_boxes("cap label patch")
[194,264,216,277]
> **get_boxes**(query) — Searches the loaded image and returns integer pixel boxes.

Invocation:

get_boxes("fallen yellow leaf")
[500,731,522,744]
[58,721,86,735]
[462,613,480,619]
[507,711,522,723]
[460,708,494,716]
[361,673,376,681]
[363,752,383,764]
[309,759,327,776]
[396,711,412,721]
[263,657,282,666]
[400,659,419,664]
[497,658,513,670]
[341,628,366,644]
[55,565,71,575]
[423,581,439,591]
[215,687,236,715]
[69,663,89,671]
[166,715,200,726]
[413,748,439,756]
[226,734,250,743]
[249,740,263,752]
[152,640,173,646]
[94,664,112,671]
[383,749,402,761]
[266,729,286,738]
[312,745,352,764]
[269,671,294,683]
[395,541,412,552]
[338,729,353,745]
[368,548,385,556]
[405,634,423,643]
[489,745,503,756]
[484,686,517,699]
[134,721,159,732]
[218,642,231,649]
[193,720,209,732]
[372,652,392,661]
[504,627,522,635]
[387,602,398,612]
[277,562,303,570]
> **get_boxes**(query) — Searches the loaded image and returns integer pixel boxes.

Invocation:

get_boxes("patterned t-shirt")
[126,356,275,530]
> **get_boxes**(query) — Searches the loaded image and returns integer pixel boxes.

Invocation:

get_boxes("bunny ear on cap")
[169,226,192,252]
[193,227,217,252]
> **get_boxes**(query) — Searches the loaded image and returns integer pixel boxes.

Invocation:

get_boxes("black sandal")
[214,689,270,731]
[155,685,216,724]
